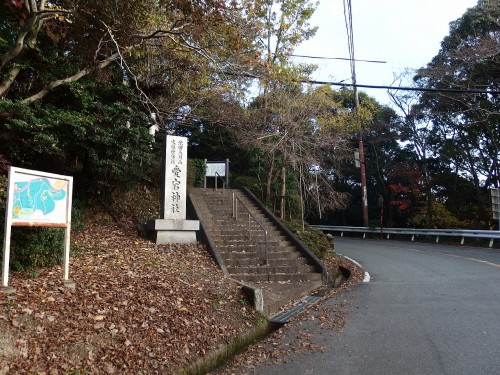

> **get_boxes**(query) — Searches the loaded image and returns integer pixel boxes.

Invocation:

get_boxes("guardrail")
[311,225,500,248]
[233,193,269,265]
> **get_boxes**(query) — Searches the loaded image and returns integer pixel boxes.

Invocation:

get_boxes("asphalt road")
[248,237,500,375]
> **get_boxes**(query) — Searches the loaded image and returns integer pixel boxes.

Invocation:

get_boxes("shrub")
[106,158,205,225]
[232,176,261,192]
[408,201,470,229]
[71,198,87,232]
[187,159,206,188]
[110,186,160,225]
[283,220,334,259]
[8,227,65,273]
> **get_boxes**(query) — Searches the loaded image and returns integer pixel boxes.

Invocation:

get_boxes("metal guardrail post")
[232,192,235,218]
[248,213,251,239]
[264,230,268,266]
[234,196,238,221]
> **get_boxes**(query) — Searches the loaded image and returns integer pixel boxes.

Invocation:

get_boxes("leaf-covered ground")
[0,215,259,374]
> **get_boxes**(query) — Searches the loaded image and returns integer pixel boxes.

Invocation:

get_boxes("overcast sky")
[293,0,479,106]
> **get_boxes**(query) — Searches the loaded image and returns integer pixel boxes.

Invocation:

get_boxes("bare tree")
[231,83,351,220]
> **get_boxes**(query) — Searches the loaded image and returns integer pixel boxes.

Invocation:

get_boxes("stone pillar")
[148,135,199,244]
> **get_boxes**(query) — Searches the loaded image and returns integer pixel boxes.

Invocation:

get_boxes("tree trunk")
[280,150,286,220]
[265,152,275,201]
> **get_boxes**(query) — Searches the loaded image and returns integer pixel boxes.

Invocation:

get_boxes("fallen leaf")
[22,308,33,315]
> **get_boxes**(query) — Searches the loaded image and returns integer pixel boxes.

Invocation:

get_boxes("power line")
[222,71,500,95]
[312,79,500,95]
[289,54,386,64]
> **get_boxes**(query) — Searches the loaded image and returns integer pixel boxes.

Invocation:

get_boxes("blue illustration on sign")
[12,178,67,219]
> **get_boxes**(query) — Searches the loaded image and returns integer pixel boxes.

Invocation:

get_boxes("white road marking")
[363,272,371,283]
[341,255,371,283]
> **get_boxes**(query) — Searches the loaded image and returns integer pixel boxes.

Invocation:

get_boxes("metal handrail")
[233,192,269,265]
[214,171,228,203]
[214,171,226,191]
[312,225,500,248]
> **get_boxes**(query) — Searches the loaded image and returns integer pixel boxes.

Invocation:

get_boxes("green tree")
[0,1,258,103]
[326,88,403,226]
[415,0,499,225]
[389,88,439,227]
[0,0,263,201]
[415,0,499,188]
[0,77,158,201]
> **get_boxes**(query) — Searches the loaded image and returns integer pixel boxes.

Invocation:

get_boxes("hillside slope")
[1,215,259,374]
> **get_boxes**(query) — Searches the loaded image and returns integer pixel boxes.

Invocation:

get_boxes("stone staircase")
[189,188,325,316]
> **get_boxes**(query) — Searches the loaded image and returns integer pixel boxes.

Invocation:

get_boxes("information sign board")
[206,162,226,177]
[203,159,229,188]
[2,167,73,290]
[9,169,71,226]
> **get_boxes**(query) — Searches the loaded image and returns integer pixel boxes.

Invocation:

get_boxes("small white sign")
[206,163,226,177]
[492,188,500,221]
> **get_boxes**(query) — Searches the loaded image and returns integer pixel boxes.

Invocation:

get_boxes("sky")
[293,0,479,106]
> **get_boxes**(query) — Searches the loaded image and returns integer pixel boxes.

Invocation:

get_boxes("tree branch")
[0,19,34,72]
[0,3,72,96]
[0,65,22,98]
[21,52,120,103]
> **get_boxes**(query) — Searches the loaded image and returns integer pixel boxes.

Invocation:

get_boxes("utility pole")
[345,0,369,226]
[354,86,369,226]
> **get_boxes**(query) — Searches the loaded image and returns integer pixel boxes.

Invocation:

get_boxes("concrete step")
[224,257,310,268]
[215,241,294,250]
[209,217,274,225]
[233,272,322,283]
[219,247,301,258]
[227,264,317,275]
[210,235,287,243]
[219,246,298,254]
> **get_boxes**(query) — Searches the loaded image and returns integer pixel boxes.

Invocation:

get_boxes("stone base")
[1,286,16,295]
[147,219,200,244]
[63,279,76,289]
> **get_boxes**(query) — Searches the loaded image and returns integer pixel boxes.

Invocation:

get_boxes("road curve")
[243,237,500,375]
